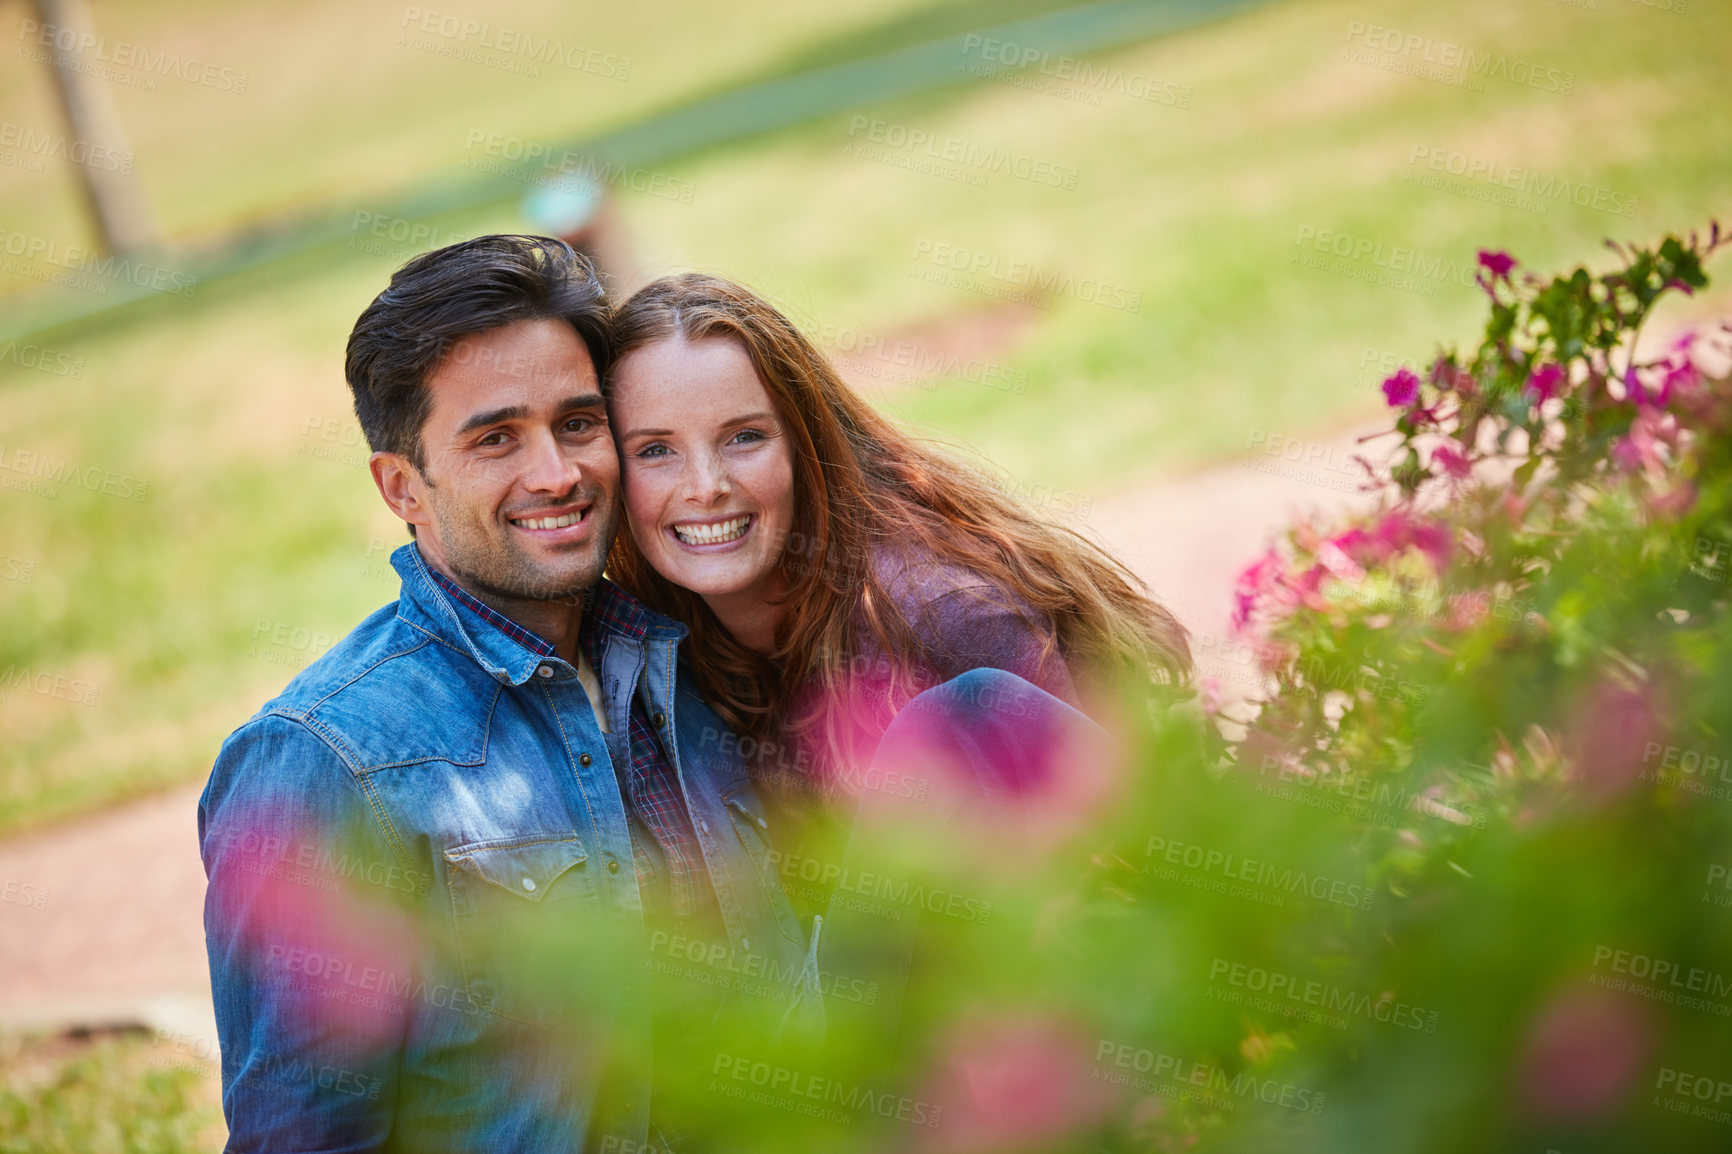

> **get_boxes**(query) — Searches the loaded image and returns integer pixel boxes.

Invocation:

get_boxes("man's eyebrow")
[454,405,529,438]
[453,394,607,439]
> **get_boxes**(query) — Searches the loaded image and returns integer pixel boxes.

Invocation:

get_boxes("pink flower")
[1231,549,1284,636]
[1569,681,1661,799]
[917,1015,1119,1154]
[1443,590,1490,632]
[1656,335,1702,403]
[1382,367,1421,408]
[1610,436,1645,472]
[1526,363,1564,403]
[1293,563,1331,611]
[1478,249,1516,278]
[1519,985,1654,1121]
[1409,519,1453,568]
[1613,408,1680,475]
[1432,444,1472,480]
[1369,509,1453,569]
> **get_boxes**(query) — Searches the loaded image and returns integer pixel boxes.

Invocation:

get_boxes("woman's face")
[610,334,797,605]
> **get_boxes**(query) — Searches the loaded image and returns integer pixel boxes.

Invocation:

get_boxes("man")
[199,235,820,1152]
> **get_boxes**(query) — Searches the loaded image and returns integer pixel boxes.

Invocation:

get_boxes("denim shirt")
[199,544,818,1152]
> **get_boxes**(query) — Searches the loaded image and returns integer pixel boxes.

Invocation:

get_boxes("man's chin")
[454,554,606,607]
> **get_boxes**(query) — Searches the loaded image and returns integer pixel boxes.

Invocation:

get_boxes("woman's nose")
[683,449,731,504]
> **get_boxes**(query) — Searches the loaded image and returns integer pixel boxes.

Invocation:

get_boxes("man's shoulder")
[227,600,499,773]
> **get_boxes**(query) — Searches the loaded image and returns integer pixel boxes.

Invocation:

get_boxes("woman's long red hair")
[604,274,1191,774]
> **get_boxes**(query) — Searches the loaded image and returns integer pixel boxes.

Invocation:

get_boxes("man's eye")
[478,431,509,447]
[564,416,597,434]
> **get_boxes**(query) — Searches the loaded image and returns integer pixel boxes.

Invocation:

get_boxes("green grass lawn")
[0,1030,224,1152]
[1,0,1729,837]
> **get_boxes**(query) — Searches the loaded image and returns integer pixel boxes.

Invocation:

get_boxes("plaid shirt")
[425,566,714,920]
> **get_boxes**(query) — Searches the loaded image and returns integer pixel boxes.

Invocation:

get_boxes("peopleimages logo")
[1342,22,1576,94]
[0,443,150,502]
[0,122,132,173]
[845,116,1079,190]
[1406,145,1638,219]
[958,34,1192,107]
[1293,226,1479,291]
[16,19,249,93]
[399,7,631,79]
[1145,834,1376,910]
[462,130,696,205]
[0,228,197,297]
[909,239,1141,313]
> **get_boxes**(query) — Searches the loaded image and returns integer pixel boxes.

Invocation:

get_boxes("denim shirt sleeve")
[199,713,415,1152]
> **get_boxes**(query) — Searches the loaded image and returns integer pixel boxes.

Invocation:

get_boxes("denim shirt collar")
[389,542,685,686]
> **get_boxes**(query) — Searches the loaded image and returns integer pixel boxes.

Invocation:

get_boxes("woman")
[604,272,1191,822]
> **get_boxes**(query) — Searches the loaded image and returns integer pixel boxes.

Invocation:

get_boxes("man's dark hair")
[345,234,611,472]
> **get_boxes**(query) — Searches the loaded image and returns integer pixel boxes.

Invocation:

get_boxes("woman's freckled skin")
[611,335,797,653]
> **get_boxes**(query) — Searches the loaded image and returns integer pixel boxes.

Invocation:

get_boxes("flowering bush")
[664,228,1732,1152]
[1230,226,1730,874]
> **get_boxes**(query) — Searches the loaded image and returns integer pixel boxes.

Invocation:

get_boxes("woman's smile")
[671,513,755,548]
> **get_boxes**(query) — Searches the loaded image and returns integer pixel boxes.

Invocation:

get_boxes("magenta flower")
[1626,366,1671,408]
[1368,509,1453,569]
[1478,249,1516,278]
[1230,550,1284,636]
[1526,363,1564,403]
[1382,367,1421,408]
[1433,444,1472,479]
[1610,436,1644,472]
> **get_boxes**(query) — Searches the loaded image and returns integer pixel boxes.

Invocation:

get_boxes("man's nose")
[519,429,583,494]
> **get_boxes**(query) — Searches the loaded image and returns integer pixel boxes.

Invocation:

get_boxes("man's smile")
[506,502,594,541]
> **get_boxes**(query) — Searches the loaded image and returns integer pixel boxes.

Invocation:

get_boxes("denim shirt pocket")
[444,834,593,1026]
[719,784,805,949]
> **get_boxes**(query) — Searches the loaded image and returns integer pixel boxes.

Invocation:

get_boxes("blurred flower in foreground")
[918,1015,1118,1153]
[1518,985,1654,1120]
[1526,362,1565,403]
[1567,680,1662,801]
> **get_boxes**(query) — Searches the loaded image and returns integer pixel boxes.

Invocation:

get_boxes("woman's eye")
[730,429,765,445]
[635,443,670,459]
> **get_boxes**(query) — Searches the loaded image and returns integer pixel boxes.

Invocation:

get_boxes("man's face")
[377,318,620,606]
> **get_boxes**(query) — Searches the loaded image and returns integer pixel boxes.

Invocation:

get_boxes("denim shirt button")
[579,753,592,767]
[537,665,554,679]
[607,859,620,875]
[521,877,536,892]
[652,711,666,728]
